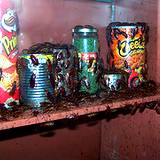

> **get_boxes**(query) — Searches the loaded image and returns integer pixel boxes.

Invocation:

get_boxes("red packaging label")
[0,0,19,104]
[80,52,97,61]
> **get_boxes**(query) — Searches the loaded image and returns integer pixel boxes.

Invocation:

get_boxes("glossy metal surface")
[18,53,55,107]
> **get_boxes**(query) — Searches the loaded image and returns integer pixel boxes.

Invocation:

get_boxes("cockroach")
[55,66,62,73]
[81,77,90,89]
[32,110,40,116]
[88,58,94,69]
[0,103,5,109]
[47,58,52,72]
[124,60,129,69]
[65,60,71,69]
[58,74,64,81]
[30,55,39,65]
[69,68,76,77]
[57,51,64,61]
[106,27,113,45]
[130,28,136,39]
[93,62,97,74]
[110,85,115,92]
[48,73,55,89]
[60,87,66,96]
[7,101,17,107]
[45,90,55,103]
[0,68,3,81]
[30,73,36,88]
[113,28,127,39]
[9,81,17,96]
[139,104,146,113]
[130,105,138,115]
[66,46,71,58]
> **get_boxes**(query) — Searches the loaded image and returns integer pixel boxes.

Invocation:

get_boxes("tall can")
[53,44,78,97]
[0,0,19,106]
[106,22,149,88]
[72,25,100,94]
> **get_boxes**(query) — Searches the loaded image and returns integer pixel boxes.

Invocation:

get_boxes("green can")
[72,25,100,94]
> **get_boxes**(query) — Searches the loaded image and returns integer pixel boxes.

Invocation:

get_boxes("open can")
[101,70,129,92]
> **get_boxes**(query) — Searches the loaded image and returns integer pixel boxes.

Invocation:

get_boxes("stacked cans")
[18,53,55,107]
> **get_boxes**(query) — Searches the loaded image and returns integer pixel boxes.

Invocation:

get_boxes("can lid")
[107,22,147,29]
[72,25,97,33]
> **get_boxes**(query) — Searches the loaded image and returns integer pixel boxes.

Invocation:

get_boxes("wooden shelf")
[0,90,160,131]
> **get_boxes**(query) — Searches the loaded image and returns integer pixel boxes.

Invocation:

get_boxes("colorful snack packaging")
[106,22,149,88]
[0,0,19,106]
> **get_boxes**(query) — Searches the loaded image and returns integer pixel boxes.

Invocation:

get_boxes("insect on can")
[0,0,19,106]
[18,53,55,108]
[53,44,78,97]
[72,25,100,94]
[101,70,129,92]
[106,22,149,88]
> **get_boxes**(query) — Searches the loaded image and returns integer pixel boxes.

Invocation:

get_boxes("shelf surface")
[0,87,160,131]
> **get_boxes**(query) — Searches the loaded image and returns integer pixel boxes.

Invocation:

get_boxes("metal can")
[101,70,129,92]
[18,53,55,107]
[53,44,78,97]
[0,0,19,106]
[106,22,149,88]
[72,25,100,94]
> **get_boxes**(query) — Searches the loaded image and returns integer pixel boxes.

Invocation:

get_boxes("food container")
[106,22,149,88]
[53,44,78,97]
[101,70,129,92]
[72,25,100,94]
[0,0,19,106]
[18,53,55,107]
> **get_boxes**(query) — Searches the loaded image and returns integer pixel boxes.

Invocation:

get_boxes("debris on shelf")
[0,80,159,122]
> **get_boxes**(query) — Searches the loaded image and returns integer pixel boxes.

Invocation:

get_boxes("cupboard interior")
[0,0,159,160]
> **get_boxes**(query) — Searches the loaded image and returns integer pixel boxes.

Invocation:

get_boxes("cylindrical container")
[72,25,100,94]
[18,53,55,107]
[101,70,128,92]
[106,22,148,88]
[0,0,19,106]
[53,44,78,97]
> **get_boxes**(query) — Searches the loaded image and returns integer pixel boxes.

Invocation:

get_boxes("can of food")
[101,70,129,92]
[53,44,78,97]
[0,0,19,106]
[72,25,100,94]
[106,22,149,88]
[18,53,55,107]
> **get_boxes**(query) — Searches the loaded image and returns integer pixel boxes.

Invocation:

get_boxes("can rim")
[107,22,147,29]
[72,26,97,33]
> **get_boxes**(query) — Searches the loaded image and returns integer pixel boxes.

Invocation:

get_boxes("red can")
[0,0,19,105]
